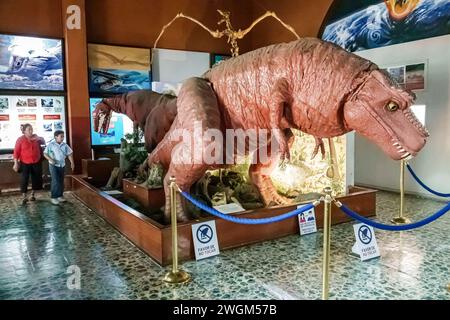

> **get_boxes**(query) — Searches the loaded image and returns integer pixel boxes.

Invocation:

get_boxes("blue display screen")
[0,34,64,91]
[89,98,134,146]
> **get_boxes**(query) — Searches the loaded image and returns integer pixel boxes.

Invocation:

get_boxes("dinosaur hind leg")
[157,77,222,223]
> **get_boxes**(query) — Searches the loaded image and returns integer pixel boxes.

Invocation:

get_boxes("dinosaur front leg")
[270,78,292,161]
[311,136,326,160]
[272,129,291,161]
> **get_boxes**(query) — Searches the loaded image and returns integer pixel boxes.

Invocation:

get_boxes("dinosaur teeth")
[401,153,413,161]
[393,142,400,146]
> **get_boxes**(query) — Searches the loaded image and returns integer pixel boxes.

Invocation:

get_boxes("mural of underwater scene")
[321,0,450,52]
[88,44,151,94]
[0,34,64,91]
[89,68,151,94]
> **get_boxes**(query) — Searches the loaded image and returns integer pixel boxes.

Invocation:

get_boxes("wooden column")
[61,0,90,173]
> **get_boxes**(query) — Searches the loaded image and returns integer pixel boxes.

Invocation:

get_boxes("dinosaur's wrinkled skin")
[150,38,428,222]
[94,38,429,223]
[92,91,178,152]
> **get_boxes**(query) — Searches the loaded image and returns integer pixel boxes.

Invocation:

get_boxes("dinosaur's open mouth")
[95,110,112,134]
[389,107,429,160]
[391,139,414,161]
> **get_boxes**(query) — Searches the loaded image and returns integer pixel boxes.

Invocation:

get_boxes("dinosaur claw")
[311,148,319,160]
[311,136,326,160]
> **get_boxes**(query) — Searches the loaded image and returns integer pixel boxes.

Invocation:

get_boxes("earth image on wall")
[321,0,450,52]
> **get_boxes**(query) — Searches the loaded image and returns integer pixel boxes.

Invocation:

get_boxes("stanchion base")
[163,270,191,284]
[390,216,411,224]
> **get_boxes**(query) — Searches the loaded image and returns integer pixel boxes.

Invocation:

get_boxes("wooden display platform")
[123,179,165,209]
[71,172,377,266]
[81,158,117,186]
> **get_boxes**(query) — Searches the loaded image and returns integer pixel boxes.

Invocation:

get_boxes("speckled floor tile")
[0,190,449,300]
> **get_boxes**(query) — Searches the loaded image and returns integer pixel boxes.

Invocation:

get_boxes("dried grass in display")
[271,130,346,197]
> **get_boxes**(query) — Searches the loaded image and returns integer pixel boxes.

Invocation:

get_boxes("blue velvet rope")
[338,202,450,231]
[406,163,450,197]
[180,191,315,225]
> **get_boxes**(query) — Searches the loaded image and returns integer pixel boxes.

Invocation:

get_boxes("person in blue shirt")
[43,130,75,205]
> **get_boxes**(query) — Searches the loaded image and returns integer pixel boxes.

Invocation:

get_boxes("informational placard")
[0,95,66,150]
[213,203,246,214]
[352,223,380,261]
[191,220,220,261]
[298,204,317,235]
[89,97,136,146]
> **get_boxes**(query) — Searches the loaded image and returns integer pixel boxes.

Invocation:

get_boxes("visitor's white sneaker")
[57,197,66,203]
[51,198,59,205]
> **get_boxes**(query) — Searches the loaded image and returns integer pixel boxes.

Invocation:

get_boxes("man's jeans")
[49,165,65,199]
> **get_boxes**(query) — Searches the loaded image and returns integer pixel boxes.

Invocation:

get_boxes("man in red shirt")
[13,123,45,204]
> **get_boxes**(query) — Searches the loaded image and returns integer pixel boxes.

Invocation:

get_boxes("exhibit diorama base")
[123,179,165,209]
[71,165,377,266]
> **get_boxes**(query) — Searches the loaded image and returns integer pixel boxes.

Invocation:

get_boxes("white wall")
[152,48,210,83]
[354,34,450,197]
[346,132,355,189]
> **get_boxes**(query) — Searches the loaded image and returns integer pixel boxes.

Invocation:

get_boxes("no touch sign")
[191,220,220,260]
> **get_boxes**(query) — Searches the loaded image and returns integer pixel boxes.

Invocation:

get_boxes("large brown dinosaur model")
[95,38,429,223]
[93,90,178,153]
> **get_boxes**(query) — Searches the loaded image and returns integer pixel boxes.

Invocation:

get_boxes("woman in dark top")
[13,123,45,204]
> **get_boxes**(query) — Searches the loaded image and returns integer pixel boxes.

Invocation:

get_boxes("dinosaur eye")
[386,101,399,112]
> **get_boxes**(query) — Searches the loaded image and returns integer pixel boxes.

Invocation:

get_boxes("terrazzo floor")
[0,190,449,300]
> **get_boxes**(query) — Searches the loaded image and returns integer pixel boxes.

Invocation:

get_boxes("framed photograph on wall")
[0,34,64,92]
[382,61,427,92]
[88,44,151,94]
[405,63,426,91]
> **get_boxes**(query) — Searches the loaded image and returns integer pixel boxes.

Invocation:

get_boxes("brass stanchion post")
[322,187,333,300]
[163,177,191,284]
[391,160,411,224]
